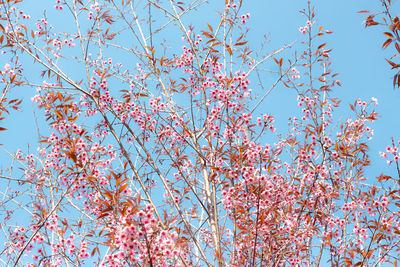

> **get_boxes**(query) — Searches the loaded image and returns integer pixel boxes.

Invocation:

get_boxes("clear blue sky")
[0,0,399,265]
[0,0,398,225]
[2,0,398,172]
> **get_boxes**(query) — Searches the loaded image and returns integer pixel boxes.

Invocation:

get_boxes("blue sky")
[0,0,399,265]
[0,0,397,221]
[243,0,400,178]
[3,0,398,168]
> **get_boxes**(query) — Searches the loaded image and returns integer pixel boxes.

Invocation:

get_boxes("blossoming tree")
[0,0,399,266]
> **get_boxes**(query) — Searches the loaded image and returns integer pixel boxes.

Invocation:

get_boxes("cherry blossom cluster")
[240,13,250,24]
[4,227,29,259]
[176,46,194,68]
[1,63,14,77]
[0,61,23,85]
[2,0,399,265]
[291,67,300,79]
[18,9,30,19]
[54,0,64,11]
[256,114,275,129]
[149,96,168,113]
[86,1,102,20]
[225,2,238,9]
[103,205,184,266]
[194,34,203,46]
[299,20,313,34]
[380,138,400,164]
[52,38,75,48]
[33,18,49,37]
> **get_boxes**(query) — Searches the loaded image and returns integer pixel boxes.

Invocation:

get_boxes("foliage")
[0,0,399,266]
[361,0,400,88]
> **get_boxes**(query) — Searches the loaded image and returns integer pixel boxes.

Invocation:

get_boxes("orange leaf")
[201,31,213,38]
[226,45,232,56]
[397,72,400,87]
[382,38,392,49]
[386,58,397,68]
[235,41,247,46]
[318,43,327,50]
[395,42,400,53]
[384,32,394,38]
